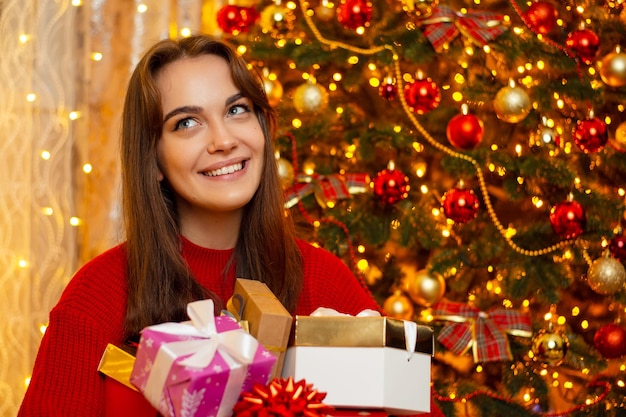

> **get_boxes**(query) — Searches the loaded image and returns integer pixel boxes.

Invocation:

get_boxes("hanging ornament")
[446,103,484,150]
[404,72,441,115]
[599,46,626,88]
[609,234,626,261]
[403,269,446,307]
[529,116,561,152]
[573,110,609,153]
[372,162,410,205]
[293,79,329,114]
[336,0,372,30]
[400,0,439,18]
[524,1,558,34]
[315,0,335,21]
[259,2,296,38]
[216,4,259,35]
[261,68,283,108]
[565,27,600,65]
[587,252,626,295]
[531,325,569,366]
[611,121,626,153]
[234,377,333,416]
[379,76,397,101]
[549,196,586,239]
[593,323,626,359]
[276,155,294,189]
[493,79,532,123]
[442,184,480,223]
[383,291,415,320]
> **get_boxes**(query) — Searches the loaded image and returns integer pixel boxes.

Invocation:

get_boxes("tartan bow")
[432,300,532,363]
[420,5,507,52]
[284,173,370,209]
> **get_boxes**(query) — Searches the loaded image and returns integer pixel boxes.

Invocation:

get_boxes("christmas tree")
[214,0,626,415]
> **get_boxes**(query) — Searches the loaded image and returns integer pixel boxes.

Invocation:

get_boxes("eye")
[227,102,252,117]
[173,117,200,131]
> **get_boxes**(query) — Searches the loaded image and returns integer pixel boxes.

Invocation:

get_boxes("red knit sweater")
[18,238,379,417]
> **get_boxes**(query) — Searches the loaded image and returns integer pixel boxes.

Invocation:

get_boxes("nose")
[206,122,238,153]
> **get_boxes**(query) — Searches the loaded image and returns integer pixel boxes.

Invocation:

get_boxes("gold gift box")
[97,343,138,391]
[227,278,293,378]
[289,315,434,354]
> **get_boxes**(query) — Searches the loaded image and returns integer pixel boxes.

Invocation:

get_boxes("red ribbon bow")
[420,6,507,52]
[284,173,370,209]
[432,300,532,363]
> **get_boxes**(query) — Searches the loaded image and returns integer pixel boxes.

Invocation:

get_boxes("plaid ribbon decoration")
[432,300,532,363]
[284,173,370,209]
[420,5,507,52]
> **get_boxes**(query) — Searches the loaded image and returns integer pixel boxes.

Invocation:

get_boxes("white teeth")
[203,162,243,177]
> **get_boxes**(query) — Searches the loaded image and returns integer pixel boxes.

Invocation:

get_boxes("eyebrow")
[162,92,246,123]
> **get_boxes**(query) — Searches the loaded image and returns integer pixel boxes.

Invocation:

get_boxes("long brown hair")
[121,35,302,340]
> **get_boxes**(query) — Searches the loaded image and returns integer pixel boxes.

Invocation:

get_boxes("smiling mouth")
[201,161,244,177]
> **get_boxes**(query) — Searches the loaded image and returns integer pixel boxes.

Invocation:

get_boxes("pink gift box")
[130,300,276,417]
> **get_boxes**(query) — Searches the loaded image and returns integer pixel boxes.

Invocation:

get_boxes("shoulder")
[296,239,347,266]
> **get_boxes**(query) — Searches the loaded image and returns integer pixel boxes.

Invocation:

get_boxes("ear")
[157,167,164,182]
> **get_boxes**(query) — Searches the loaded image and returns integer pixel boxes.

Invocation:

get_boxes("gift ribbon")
[284,173,369,209]
[420,5,507,52]
[309,307,418,360]
[142,299,262,417]
[432,300,532,363]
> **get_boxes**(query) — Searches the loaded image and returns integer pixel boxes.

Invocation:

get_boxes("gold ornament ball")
[400,0,439,18]
[403,269,446,307]
[293,82,329,114]
[493,85,532,123]
[613,121,626,152]
[315,2,335,21]
[587,256,626,295]
[383,291,415,320]
[532,328,569,366]
[599,50,626,88]
[259,3,295,36]
[276,157,295,189]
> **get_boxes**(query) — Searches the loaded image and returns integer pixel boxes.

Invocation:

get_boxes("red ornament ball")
[337,0,372,30]
[573,117,609,153]
[565,28,600,65]
[379,80,397,101]
[549,200,586,239]
[609,235,626,262]
[404,78,441,114]
[373,168,410,205]
[524,1,558,34]
[593,323,626,359]
[217,5,259,35]
[446,113,484,150]
[442,187,480,223]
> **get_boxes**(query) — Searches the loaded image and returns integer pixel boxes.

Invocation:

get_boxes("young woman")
[18,35,379,416]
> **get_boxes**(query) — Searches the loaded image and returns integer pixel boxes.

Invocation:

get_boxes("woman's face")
[155,54,265,219]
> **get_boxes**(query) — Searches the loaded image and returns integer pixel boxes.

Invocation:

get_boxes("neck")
[178,208,242,250]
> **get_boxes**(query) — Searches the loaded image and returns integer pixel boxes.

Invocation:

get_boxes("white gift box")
[281,314,433,415]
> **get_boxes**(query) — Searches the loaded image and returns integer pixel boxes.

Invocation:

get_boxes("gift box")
[129,299,276,417]
[227,278,292,379]
[281,313,434,415]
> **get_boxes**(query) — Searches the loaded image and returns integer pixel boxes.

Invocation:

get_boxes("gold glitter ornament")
[493,81,532,123]
[403,269,446,307]
[612,121,626,152]
[293,81,329,114]
[599,47,626,88]
[259,3,296,37]
[587,253,626,295]
[262,69,283,108]
[315,0,335,21]
[532,326,569,366]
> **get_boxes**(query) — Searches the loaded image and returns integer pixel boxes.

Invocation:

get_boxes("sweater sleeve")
[296,241,381,316]
[18,246,131,417]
